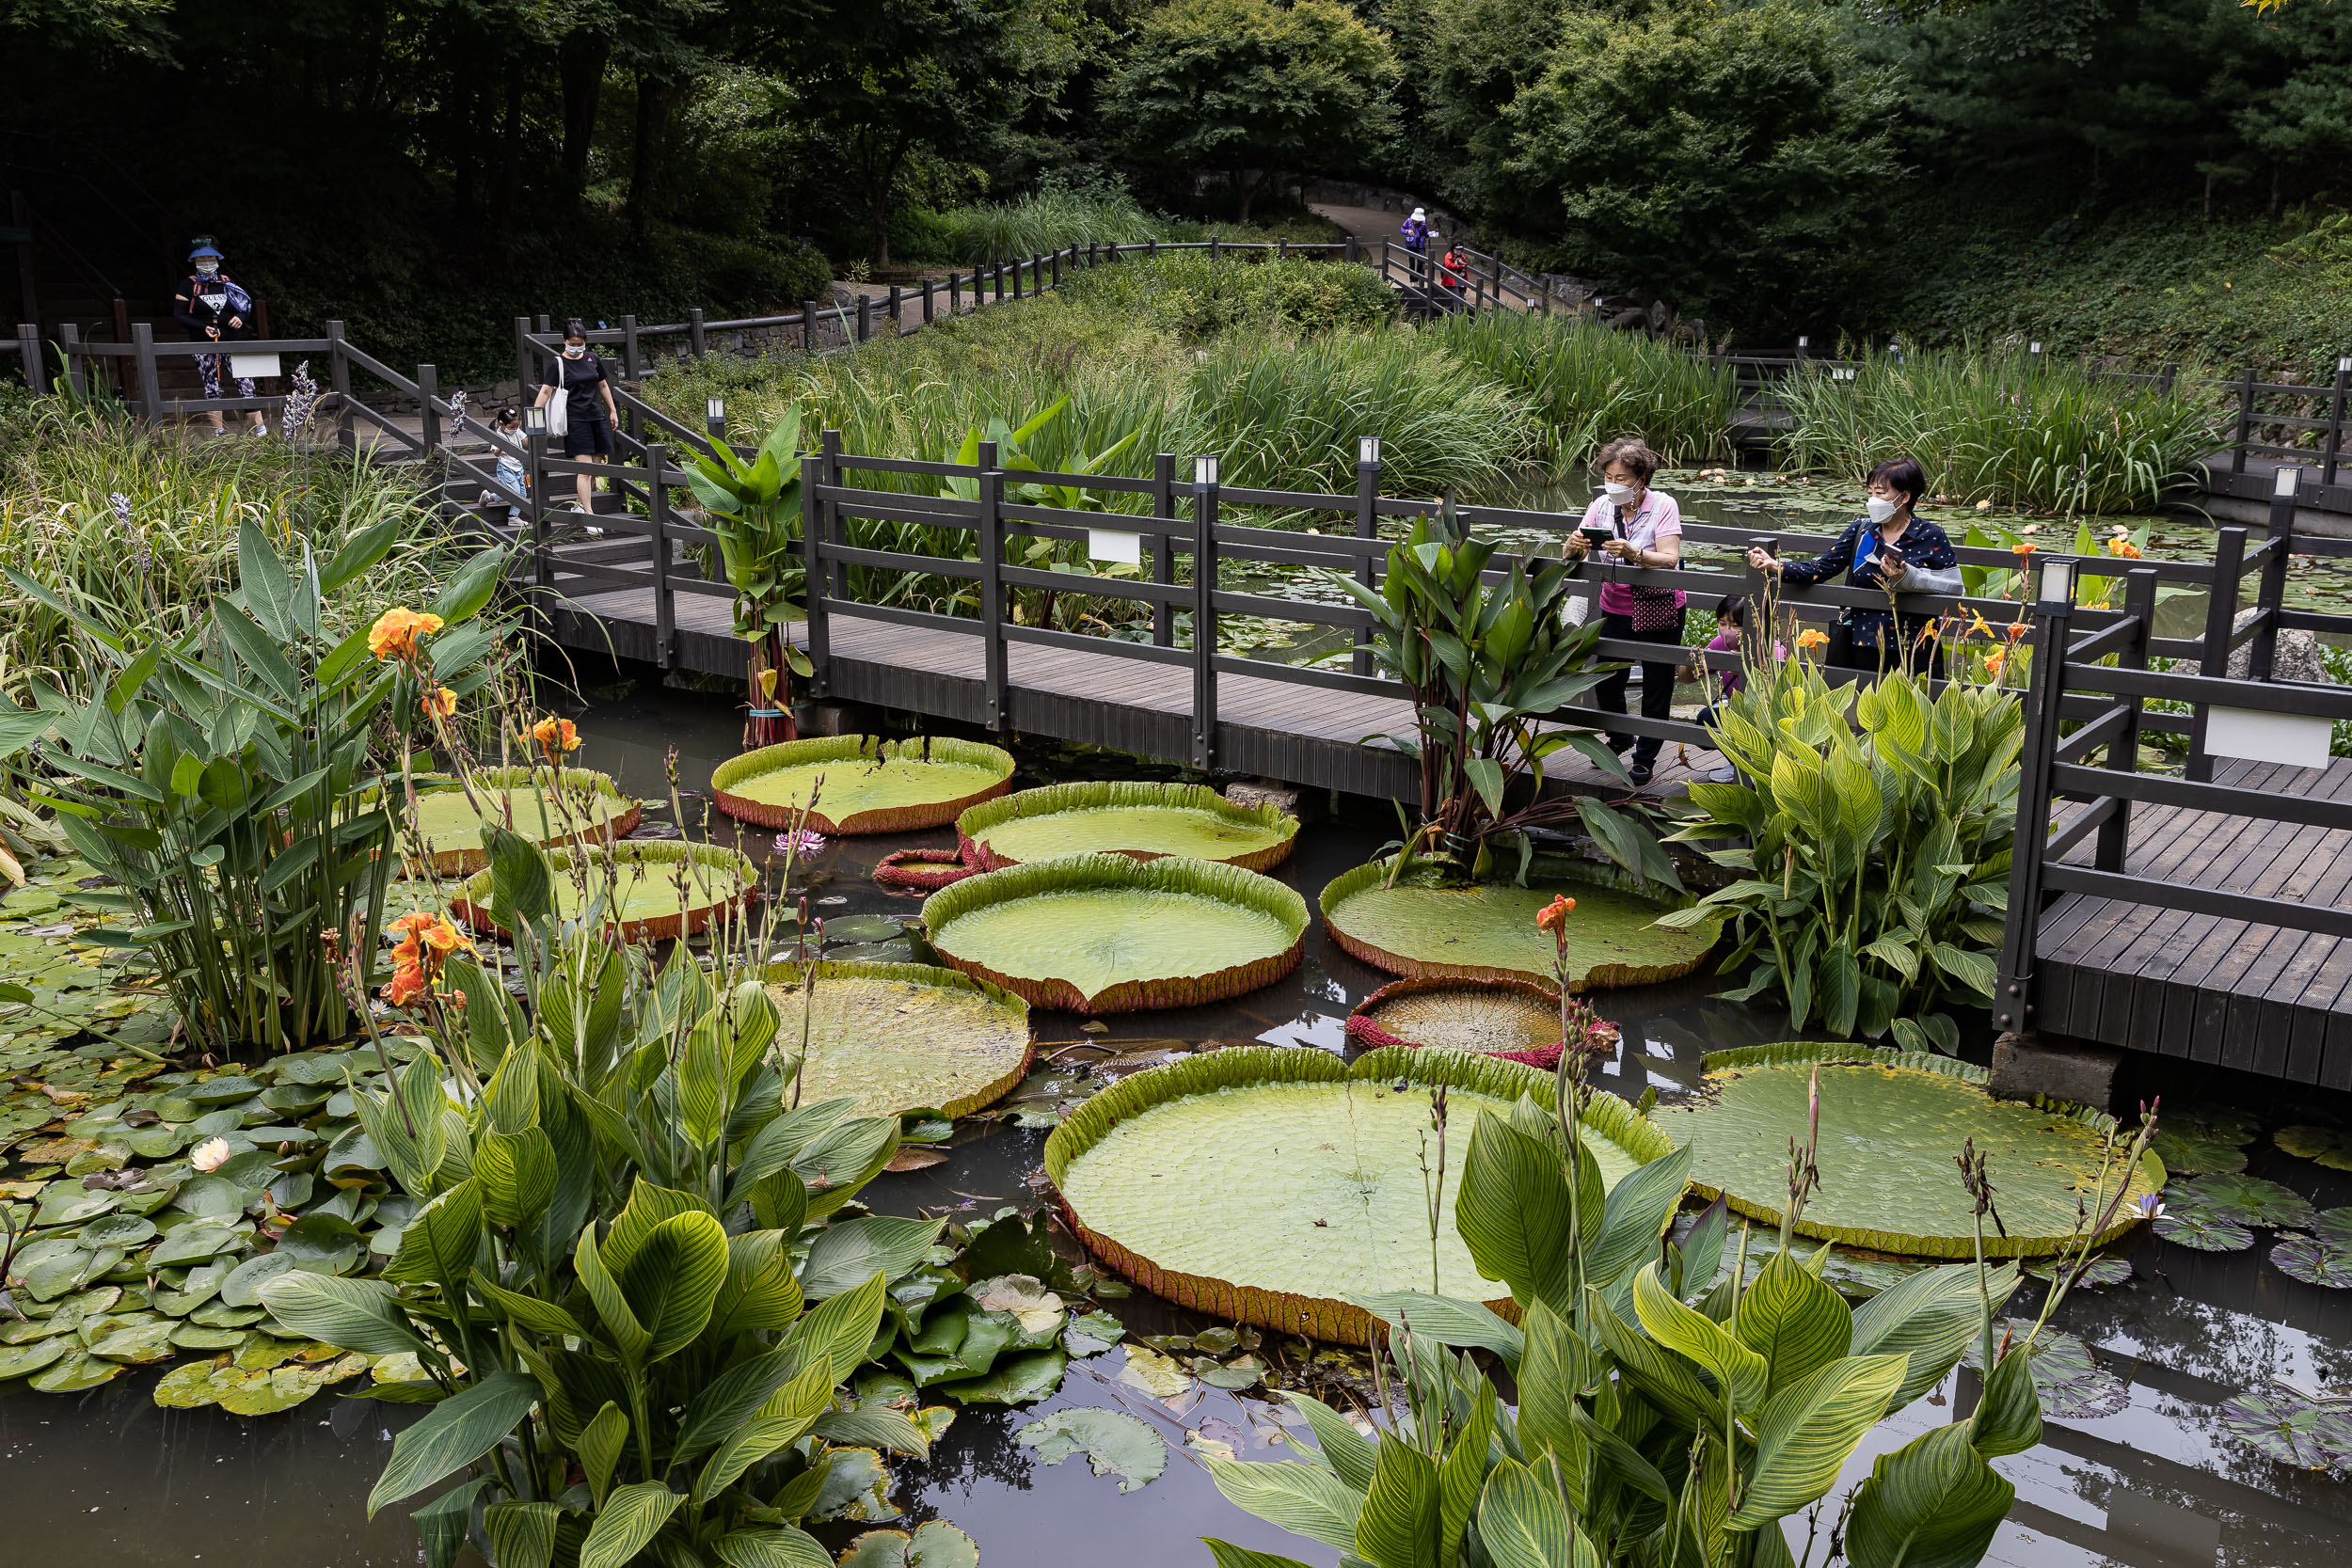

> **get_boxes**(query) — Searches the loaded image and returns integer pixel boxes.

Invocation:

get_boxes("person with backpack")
[171,239,268,437]
[532,318,622,527]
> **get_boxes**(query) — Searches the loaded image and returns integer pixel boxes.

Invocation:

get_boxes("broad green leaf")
[799,1216,946,1300]
[692,1362,834,1505]
[1732,1247,1853,1398]
[1288,1391,1377,1492]
[617,1210,731,1364]
[477,1128,557,1227]
[1844,1424,2016,1568]
[1355,1433,1442,1568]
[1727,1354,1907,1528]
[1477,1458,1600,1568]
[484,1500,565,1568]
[1455,1112,1584,1316]
[580,1401,628,1505]
[1201,1545,1320,1568]
[1632,1260,1768,1413]
[410,1478,490,1568]
[703,1230,806,1344]
[579,1481,684,1568]
[367,1370,540,1515]
[1586,1141,1692,1291]
[1851,1261,2019,1411]
[257,1273,425,1356]
[1204,1455,1362,1549]
[1969,1343,2044,1457]
[715,1527,834,1568]
[385,1180,484,1289]
[1351,1291,1523,1370]
[782,1271,889,1386]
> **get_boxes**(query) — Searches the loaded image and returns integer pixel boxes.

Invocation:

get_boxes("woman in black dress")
[532,319,622,521]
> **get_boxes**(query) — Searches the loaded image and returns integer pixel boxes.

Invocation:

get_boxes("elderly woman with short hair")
[1564,436,1685,786]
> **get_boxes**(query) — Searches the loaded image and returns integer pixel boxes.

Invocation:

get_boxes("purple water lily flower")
[776,830,827,860]
[2137,1192,2166,1221]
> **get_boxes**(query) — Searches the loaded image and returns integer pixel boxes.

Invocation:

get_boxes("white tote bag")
[545,381,568,438]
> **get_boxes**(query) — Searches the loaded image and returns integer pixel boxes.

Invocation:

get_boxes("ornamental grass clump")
[1776,345,2222,515]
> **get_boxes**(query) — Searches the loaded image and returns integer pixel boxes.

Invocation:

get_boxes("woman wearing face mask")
[1564,437,1685,787]
[532,320,621,524]
[171,240,268,437]
[1747,456,1960,675]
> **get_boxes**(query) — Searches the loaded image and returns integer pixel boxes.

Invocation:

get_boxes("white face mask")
[1602,481,1637,504]
[195,261,219,277]
[564,344,586,359]
[1866,496,1901,525]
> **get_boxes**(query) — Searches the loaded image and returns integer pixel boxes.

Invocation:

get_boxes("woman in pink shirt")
[1562,437,1685,786]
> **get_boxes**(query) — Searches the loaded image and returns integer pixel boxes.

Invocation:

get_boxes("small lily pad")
[1016,1407,1168,1492]
[87,1317,178,1364]
[189,1301,267,1329]
[217,1365,326,1416]
[29,1350,124,1392]
[812,1447,897,1522]
[1196,1354,1267,1390]
[822,915,909,944]
[2151,1104,2259,1176]
[0,1337,70,1380]
[2027,1255,2134,1289]
[1118,1344,1193,1399]
[77,1212,156,1249]
[2221,1389,2352,1470]
[2168,1173,2319,1231]
[835,1522,981,1568]
[2153,1211,2254,1252]
[1063,1309,1125,1356]
[2272,1235,2352,1288]
[1965,1323,2129,1419]
[153,1359,242,1408]
[219,1251,295,1307]
[933,1346,1068,1406]
[150,1222,242,1266]
[171,1323,253,1351]
[2276,1125,2352,1172]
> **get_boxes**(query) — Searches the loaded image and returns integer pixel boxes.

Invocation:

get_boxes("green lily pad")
[2028,1254,2134,1289]
[189,1301,267,1329]
[2168,1173,2318,1231]
[153,1360,243,1408]
[217,1364,330,1415]
[2275,1125,2352,1172]
[1654,1043,2162,1259]
[2150,1103,2259,1176]
[924,854,1308,1014]
[763,961,1033,1119]
[835,1522,981,1568]
[1063,1309,1125,1357]
[171,1323,254,1351]
[2153,1211,2253,1251]
[819,915,909,944]
[1197,1354,1266,1390]
[1015,1407,1168,1492]
[409,767,641,874]
[932,1346,1069,1406]
[0,1337,70,1380]
[34,1186,118,1227]
[150,1222,243,1266]
[78,1212,157,1249]
[960,783,1297,872]
[219,1250,296,1307]
[713,735,1014,836]
[1964,1323,2129,1420]
[275,1051,359,1085]
[1047,1045,1671,1342]
[812,1446,898,1521]
[2221,1389,2352,1470]
[121,1126,185,1159]
[29,1351,123,1391]
[2272,1234,2352,1288]
[169,1174,252,1220]
[1319,861,1720,989]
[87,1317,178,1363]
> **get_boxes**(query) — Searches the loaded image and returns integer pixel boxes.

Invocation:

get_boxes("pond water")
[6,686,2351,1568]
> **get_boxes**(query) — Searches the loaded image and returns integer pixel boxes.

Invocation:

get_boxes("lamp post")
[1354,437,1382,676]
[706,395,727,445]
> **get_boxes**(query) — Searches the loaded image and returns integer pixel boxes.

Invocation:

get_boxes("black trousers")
[1832,614,1945,682]
[1595,607,1687,768]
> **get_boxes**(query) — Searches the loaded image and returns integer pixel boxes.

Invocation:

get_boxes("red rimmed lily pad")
[711,735,1012,834]
[1340,975,1619,1069]
[451,840,756,943]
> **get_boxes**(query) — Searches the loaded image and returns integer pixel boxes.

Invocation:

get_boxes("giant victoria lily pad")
[1318,860,1721,990]
[407,767,641,876]
[922,854,1308,1014]
[1044,1045,1676,1342]
[452,840,757,942]
[958,783,1297,873]
[1342,975,1618,1069]
[711,735,1013,834]
[764,960,1034,1118]
[1653,1042,2165,1259]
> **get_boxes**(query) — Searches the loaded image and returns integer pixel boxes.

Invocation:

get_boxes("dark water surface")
[7,686,2350,1567]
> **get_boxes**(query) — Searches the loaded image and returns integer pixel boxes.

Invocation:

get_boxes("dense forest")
[5,0,2348,375]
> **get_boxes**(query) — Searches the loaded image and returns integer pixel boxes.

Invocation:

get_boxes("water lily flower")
[420,685,458,720]
[1535,895,1575,934]
[1977,499,1994,511]
[189,1137,233,1173]
[2136,1192,2166,1222]
[368,608,444,662]
[776,830,827,860]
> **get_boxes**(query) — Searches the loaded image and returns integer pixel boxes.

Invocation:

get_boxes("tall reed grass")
[919,186,1343,266]
[1419,311,1740,467]
[1775,348,2224,515]
[0,397,469,699]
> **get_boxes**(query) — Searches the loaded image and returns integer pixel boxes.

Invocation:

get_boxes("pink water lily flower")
[776,830,827,860]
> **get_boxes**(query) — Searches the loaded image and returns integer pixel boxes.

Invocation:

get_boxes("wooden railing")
[1995,467,2352,1040]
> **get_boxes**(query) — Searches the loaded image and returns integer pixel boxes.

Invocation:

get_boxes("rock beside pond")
[2182,607,2333,684]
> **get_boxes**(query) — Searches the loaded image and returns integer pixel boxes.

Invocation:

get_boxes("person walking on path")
[171,239,267,437]
[1747,455,1960,677]
[532,319,621,528]
[1563,437,1686,787]
[1399,206,1430,254]
[1438,239,1470,304]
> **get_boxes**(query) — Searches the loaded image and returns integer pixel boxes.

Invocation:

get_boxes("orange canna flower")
[1968,610,1994,640]
[382,960,428,1008]
[421,685,458,720]
[2106,537,2143,559]
[525,716,581,756]
[1536,895,1576,934]
[369,608,445,662]
[1983,650,2008,679]
[1796,627,1829,652]
[2010,541,2037,561]
[2005,619,2029,641]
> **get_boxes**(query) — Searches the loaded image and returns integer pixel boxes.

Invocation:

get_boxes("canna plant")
[1330,500,1676,884]
[259,821,957,1568]
[1204,1032,2045,1568]
[0,516,507,1055]
[684,406,814,746]
[1658,656,2019,1048]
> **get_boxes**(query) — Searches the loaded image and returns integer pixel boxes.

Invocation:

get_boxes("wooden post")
[418,364,440,455]
[15,322,44,395]
[1148,238,1157,261]
[921,280,935,325]
[646,443,675,670]
[620,314,640,381]
[2233,366,2257,475]
[325,320,353,452]
[819,427,844,603]
[885,284,900,335]
[977,438,1008,733]
[688,307,707,361]
[57,322,84,398]
[1994,576,2074,1034]
[1345,235,1359,263]
[535,313,552,336]
[2094,566,2160,874]
[800,436,829,698]
[2249,466,2301,683]
[2159,361,2179,396]
[529,429,552,588]
[1009,259,1023,301]
[2185,525,2249,782]
[131,321,161,420]
[2324,356,2350,489]
[994,262,1006,302]
[513,317,536,405]
[1050,248,1061,288]
[1353,441,1381,677]
[1152,453,1177,647]
[1191,456,1221,770]
[1209,235,1219,265]
[948,274,961,316]
[856,293,871,342]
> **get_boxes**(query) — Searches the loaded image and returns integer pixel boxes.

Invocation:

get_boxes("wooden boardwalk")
[2035,757,2352,1087]
[538,576,1720,803]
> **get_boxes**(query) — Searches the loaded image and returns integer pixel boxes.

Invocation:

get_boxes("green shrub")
[1062,250,1397,338]
[1422,311,1740,467]
[919,183,1345,266]
[1774,347,2225,515]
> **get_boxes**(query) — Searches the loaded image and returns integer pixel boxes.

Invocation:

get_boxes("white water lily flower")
[189,1136,233,1173]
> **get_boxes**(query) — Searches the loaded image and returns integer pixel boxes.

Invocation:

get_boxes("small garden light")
[706,395,726,439]
[2037,554,2075,608]
[523,404,547,435]
[1358,436,1380,466]
[2277,465,2302,499]
[1195,455,1218,487]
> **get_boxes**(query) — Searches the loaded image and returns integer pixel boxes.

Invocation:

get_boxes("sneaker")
[249,422,269,437]
[1629,763,1654,787]
[584,525,605,537]
[1704,765,1739,784]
